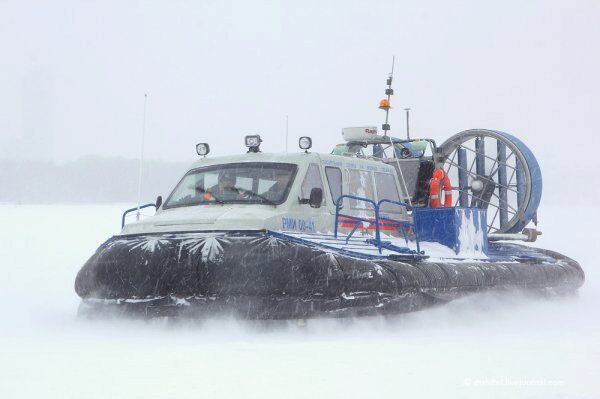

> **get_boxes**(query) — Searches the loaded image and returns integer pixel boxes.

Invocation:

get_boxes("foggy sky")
[1,0,599,203]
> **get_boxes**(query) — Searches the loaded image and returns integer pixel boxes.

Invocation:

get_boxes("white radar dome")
[342,126,378,141]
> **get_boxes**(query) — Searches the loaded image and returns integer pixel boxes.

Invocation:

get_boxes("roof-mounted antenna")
[379,56,395,137]
[404,107,411,140]
[136,93,148,221]
[285,115,289,152]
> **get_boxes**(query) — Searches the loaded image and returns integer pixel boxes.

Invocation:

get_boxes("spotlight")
[299,136,312,152]
[245,135,262,153]
[196,143,210,156]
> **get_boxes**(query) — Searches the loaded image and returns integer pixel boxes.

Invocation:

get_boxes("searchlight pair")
[244,135,312,153]
[196,135,313,157]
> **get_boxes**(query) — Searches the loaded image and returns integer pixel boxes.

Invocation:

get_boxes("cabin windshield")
[164,162,298,208]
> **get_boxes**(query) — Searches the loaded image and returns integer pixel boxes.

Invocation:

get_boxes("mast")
[136,94,148,221]
[379,56,395,136]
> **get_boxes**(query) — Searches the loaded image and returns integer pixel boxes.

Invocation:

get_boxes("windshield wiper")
[236,188,278,206]
[210,193,225,205]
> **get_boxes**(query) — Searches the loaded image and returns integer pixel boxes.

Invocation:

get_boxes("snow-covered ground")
[0,204,598,398]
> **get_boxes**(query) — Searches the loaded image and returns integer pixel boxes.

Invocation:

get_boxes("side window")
[375,172,402,214]
[325,167,342,205]
[348,169,375,209]
[375,173,400,202]
[300,164,325,205]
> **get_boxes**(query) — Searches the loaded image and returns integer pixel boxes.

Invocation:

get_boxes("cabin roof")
[187,151,396,174]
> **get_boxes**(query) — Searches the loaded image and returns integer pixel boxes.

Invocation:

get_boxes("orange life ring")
[429,169,453,207]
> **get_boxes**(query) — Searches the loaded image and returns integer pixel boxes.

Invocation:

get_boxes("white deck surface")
[278,231,486,260]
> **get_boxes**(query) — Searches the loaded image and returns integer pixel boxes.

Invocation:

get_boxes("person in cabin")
[262,169,289,201]
[203,170,243,201]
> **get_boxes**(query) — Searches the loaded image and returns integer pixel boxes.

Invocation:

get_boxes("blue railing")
[121,203,158,228]
[334,195,381,252]
[377,199,421,254]
[334,195,422,255]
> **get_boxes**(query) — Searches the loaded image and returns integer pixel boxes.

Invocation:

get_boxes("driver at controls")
[205,171,243,201]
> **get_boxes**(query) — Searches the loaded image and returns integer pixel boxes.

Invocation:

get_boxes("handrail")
[377,199,421,254]
[335,195,381,252]
[121,203,158,228]
[377,198,413,211]
[333,195,424,255]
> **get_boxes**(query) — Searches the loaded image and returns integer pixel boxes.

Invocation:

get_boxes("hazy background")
[1,0,599,205]
[1,2,599,397]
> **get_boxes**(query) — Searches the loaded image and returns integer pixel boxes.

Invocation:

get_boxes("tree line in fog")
[0,156,190,203]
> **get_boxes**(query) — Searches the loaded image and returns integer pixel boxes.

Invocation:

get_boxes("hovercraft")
[75,75,584,319]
